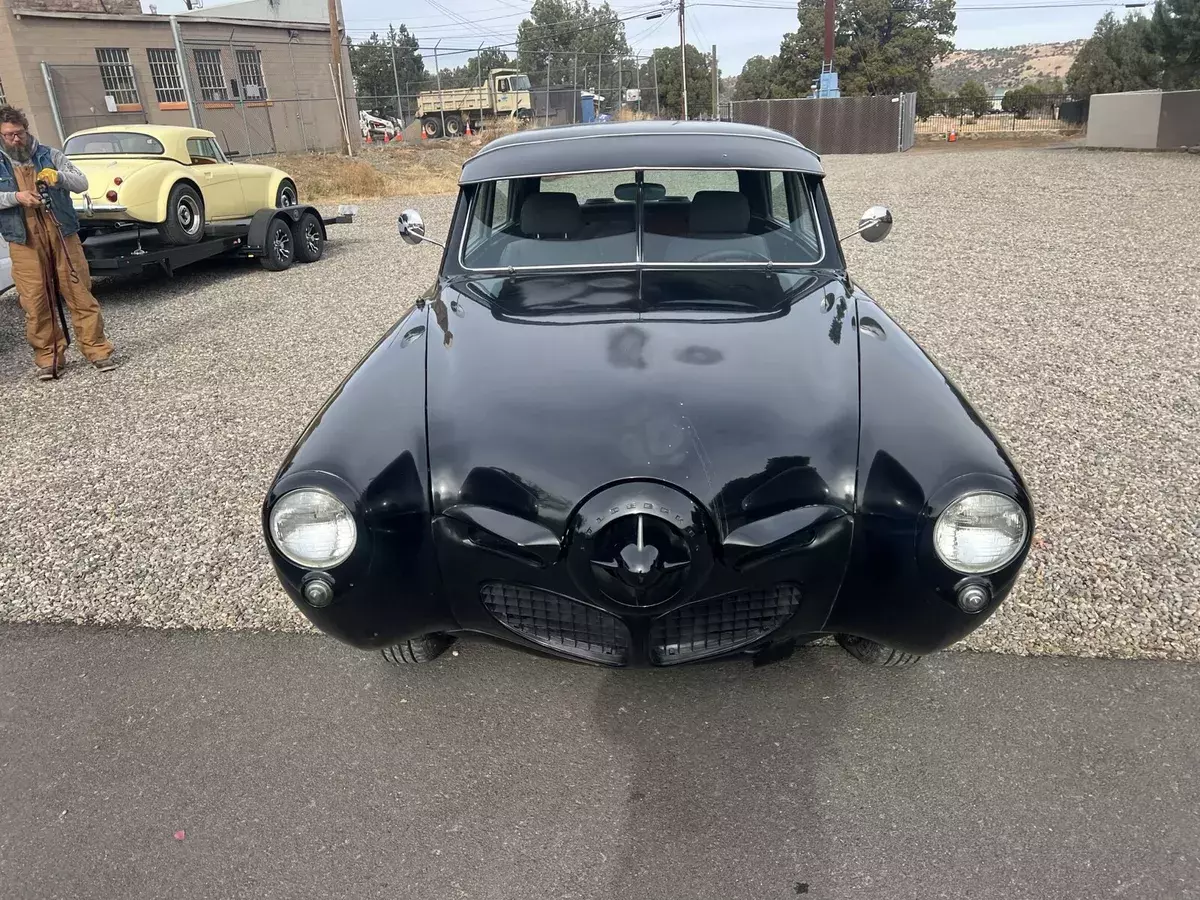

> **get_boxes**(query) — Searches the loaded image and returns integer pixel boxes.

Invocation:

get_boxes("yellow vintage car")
[64,124,298,244]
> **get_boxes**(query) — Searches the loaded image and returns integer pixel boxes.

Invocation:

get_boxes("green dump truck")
[417,68,534,138]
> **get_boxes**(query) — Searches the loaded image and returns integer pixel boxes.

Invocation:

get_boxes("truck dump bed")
[418,86,490,114]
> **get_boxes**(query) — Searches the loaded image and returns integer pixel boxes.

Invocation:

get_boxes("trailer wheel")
[294,211,325,263]
[421,117,441,139]
[444,114,463,137]
[260,217,294,271]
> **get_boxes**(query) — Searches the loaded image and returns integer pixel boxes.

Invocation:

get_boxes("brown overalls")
[9,162,114,369]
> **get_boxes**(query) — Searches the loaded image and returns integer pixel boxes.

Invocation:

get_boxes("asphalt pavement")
[1,625,1198,900]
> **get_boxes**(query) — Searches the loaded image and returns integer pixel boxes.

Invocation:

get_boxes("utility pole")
[389,27,402,123]
[820,0,840,97]
[327,0,350,152]
[711,44,718,120]
[678,0,687,119]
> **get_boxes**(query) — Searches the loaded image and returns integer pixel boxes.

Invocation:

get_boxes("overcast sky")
[145,0,1146,73]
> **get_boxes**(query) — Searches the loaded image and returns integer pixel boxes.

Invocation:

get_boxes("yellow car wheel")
[275,179,297,208]
[157,182,205,245]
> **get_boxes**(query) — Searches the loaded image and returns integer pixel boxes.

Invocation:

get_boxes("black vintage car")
[262,121,1034,670]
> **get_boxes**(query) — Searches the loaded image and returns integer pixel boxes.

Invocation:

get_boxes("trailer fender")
[247,204,323,253]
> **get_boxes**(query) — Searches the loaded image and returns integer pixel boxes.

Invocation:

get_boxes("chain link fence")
[46,63,152,137]
[731,95,918,154]
[42,36,355,157]
[353,50,717,138]
[914,94,1087,134]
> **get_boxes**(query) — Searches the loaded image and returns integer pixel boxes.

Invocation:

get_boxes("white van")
[0,234,13,296]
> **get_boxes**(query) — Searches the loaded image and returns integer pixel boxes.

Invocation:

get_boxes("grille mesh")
[651,584,802,664]
[481,583,630,664]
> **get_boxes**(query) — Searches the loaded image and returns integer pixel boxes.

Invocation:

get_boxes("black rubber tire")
[381,634,455,665]
[157,182,205,245]
[293,211,324,263]
[259,217,294,271]
[444,115,463,137]
[421,117,441,139]
[835,634,923,668]
[275,178,298,208]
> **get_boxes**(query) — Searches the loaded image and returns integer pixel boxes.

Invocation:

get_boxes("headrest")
[520,192,581,236]
[689,190,751,234]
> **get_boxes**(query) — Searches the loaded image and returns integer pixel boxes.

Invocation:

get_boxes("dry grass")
[275,144,471,202]
[274,117,542,203]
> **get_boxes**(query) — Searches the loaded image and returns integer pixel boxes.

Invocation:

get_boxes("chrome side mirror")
[397,208,444,249]
[838,205,894,244]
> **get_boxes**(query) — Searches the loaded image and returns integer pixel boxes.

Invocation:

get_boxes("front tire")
[275,179,298,208]
[381,634,455,665]
[443,114,463,137]
[421,117,442,139]
[157,182,204,245]
[836,634,923,668]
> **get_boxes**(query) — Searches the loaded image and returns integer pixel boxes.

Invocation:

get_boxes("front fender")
[263,302,447,648]
[822,288,1035,653]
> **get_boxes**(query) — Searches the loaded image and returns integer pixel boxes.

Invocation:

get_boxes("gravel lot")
[0,148,1196,659]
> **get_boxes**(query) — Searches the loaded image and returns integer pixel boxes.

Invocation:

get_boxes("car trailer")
[80,204,357,278]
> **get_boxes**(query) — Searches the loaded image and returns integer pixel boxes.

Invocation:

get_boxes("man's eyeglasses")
[1,129,29,141]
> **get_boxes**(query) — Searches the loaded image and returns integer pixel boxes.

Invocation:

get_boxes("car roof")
[64,124,217,157]
[459,120,825,183]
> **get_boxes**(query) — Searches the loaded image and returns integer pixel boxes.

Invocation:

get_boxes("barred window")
[147,48,185,104]
[0,74,6,105]
[235,48,268,100]
[96,48,140,107]
[193,48,228,102]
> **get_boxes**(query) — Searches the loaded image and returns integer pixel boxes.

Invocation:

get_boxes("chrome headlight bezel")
[932,490,1029,575]
[268,486,358,570]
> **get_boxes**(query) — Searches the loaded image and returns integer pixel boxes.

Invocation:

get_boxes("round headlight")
[269,488,356,569]
[933,491,1027,574]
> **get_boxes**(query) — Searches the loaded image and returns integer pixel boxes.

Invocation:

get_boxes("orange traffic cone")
[464,121,473,136]
[420,128,427,140]
[383,132,390,143]
[365,132,373,143]
[948,127,957,142]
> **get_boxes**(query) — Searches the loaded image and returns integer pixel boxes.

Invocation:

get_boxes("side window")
[466,180,514,253]
[497,78,510,93]
[770,171,789,222]
[491,181,510,229]
[186,138,209,162]
[203,138,226,162]
[778,171,819,248]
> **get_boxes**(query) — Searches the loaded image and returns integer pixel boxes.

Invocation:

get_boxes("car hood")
[69,156,175,200]
[424,272,862,542]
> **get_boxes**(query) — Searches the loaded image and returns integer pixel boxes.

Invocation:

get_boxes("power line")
[692,0,1146,8]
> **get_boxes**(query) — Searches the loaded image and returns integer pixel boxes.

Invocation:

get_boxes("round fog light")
[303,578,334,608]
[957,583,990,614]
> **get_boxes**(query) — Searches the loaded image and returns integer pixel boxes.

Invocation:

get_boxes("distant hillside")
[932,40,1086,93]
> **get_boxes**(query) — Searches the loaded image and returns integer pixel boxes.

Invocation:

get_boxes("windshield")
[460,168,824,270]
[64,132,166,155]
[508,75,532,91]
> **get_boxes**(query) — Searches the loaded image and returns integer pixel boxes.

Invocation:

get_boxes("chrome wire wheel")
[278,183,297,207]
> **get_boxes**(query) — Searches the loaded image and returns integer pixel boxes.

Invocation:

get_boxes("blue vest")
[0,142,81,244]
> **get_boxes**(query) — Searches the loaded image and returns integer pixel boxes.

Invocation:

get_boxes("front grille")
[481,583,631,665]
[651,584,802,665]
